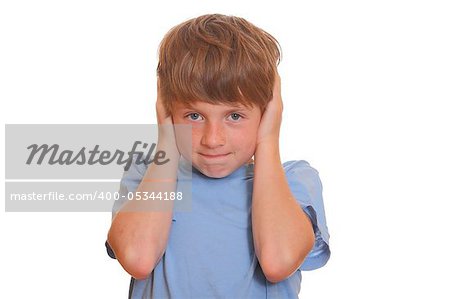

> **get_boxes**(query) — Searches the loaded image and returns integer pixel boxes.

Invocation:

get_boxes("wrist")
[157,130,180,160]
[254,140,280,162]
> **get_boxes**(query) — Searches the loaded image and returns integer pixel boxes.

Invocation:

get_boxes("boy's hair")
[157,14,282,115]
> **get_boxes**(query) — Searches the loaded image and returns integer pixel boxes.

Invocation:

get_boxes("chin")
[183,152,253,179]
[191,159,242,178]
[195,165,233,179]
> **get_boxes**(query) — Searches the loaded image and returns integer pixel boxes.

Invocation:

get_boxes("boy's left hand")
[256,72,283,147]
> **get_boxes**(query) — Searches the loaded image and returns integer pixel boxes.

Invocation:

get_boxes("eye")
[186,112,203,121]
[228,113,242,121]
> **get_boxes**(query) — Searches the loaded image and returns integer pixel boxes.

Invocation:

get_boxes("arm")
[107,79,180,280]
[252,73,315,283]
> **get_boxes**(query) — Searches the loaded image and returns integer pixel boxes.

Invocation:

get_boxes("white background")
[1,0,449,298]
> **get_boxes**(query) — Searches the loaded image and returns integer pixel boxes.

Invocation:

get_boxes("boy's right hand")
[156,77,173,126]
[155,78,180,157]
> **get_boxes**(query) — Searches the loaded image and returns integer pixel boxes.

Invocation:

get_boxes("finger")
[157,77,161,99]
[272,73,281,101]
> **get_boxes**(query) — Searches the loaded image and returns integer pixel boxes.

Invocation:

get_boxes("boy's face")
[172,101,262,178]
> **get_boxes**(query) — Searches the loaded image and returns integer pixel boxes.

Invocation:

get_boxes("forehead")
[172,100,255,112]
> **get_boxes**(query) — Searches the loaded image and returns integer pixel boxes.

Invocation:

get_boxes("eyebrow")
[178,104,252,113]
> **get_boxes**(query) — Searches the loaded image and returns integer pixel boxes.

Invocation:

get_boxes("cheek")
[231,127,258,150]
[190,127,203,144]
[173,125,192,157]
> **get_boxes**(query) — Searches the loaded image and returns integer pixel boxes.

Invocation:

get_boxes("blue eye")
[187,113,202,121]
[229,113,242,121]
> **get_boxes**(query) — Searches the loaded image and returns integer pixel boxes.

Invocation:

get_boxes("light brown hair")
[157,14,282,115]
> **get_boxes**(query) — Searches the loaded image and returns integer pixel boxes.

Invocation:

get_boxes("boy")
[107,13,330,298]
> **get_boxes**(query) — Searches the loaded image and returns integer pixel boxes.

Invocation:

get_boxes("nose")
[200,122,226,148]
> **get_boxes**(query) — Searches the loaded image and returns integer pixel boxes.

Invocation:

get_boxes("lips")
[199,153,230,158]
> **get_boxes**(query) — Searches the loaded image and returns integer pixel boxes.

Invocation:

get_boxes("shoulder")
[283,160,315,172]
[116,154,150,199]
[111,154,149,218]
[283,160,321,183]
[282,160,323,201]
[122,154,149,179]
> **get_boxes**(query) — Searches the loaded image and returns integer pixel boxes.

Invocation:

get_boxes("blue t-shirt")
[111,156,330,299]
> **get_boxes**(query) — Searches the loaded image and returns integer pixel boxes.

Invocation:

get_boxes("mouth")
[198,152,231,159]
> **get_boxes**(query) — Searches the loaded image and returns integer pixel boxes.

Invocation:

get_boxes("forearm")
[107,138,179,279]
[252,142,315,282]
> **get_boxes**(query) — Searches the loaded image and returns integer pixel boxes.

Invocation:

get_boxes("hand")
[156,77,173,126]
[155,78,180,157]
[256,72,283,146]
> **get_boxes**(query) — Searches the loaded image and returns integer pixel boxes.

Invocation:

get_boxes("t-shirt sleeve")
[284,160,331,271]
[111,155,146,220]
